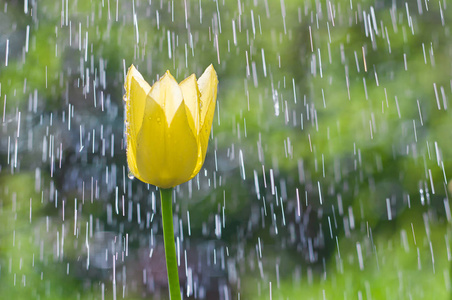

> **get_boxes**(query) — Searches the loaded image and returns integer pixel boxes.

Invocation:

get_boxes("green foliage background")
[0,0,451,299]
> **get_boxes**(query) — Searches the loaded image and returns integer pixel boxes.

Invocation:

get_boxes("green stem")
[160,188,181,300]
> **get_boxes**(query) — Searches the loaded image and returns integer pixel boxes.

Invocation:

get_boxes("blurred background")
[1,0,451,299]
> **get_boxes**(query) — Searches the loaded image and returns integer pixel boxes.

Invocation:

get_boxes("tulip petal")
[190,64,218,177]
[179,74,200,136]
[148,71,183,125]
[135,95,198,188]
[124,65,151,181]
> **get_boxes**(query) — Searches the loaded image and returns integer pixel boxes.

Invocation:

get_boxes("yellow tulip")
[124,65,218,188]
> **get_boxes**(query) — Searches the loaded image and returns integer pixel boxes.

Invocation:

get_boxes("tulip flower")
[124,64,218,189]
[124,64,218,300]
